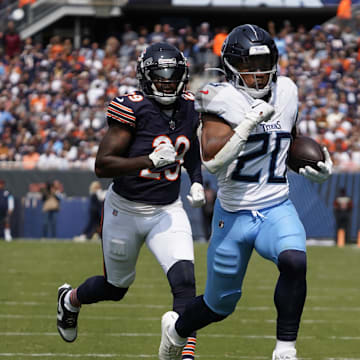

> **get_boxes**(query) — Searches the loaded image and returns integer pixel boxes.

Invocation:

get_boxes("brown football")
[288,135,325,173]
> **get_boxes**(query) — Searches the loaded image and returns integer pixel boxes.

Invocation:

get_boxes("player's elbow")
[202,159,220,174]
[94,158,106,178]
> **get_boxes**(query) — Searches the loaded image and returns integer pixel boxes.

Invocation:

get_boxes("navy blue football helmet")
[137,42,189,105]
[221,24,278,98]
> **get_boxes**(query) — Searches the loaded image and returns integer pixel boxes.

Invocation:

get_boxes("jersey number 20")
[140,135,190,181]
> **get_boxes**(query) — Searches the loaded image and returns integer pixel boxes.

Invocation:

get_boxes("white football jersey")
[195,76,298,211]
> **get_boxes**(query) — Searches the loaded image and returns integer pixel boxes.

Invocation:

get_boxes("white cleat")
[159,311,187,360]
[272,348,298,360]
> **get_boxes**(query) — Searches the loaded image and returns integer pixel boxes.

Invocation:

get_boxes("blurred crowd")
[0,17,359,172]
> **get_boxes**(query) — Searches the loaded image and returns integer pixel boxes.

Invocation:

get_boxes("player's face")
[153,77,178,93]
[234,54,272,89]
[240,72,270,89]
[151,67,182,94]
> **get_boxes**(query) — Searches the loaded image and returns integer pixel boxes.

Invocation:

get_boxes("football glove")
[299,147,333,183]
[187,182,206,208]
[235,99,275,140]
[149,143,176,168]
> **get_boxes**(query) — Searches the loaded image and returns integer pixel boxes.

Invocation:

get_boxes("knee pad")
[213,247,239,277]
[278,250,307,278]
[167,260,195,298]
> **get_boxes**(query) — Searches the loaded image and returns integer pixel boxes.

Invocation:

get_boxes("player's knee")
[167,260,195,298]
[208,290,241,316]
[278,250,306,278]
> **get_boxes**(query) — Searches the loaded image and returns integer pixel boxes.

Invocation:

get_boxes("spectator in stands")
[333,187,353,244]
[0,179,14,241]
[73,180,105,242]
[41,180,61,238]
[194,22,214,72]
[212,26,228,68]
[148,23,164,43]
[22,145,40,169]
[2,20,21,58]
[121,23,138,44]
[0,19,359,173]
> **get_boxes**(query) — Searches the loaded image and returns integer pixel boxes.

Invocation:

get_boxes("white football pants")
[102,184,194,288]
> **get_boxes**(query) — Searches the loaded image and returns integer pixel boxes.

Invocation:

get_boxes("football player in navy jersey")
[158,25,333,360]
[56,42,205,360]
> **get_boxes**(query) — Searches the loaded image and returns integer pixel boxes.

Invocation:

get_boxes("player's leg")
[255,199,306,360]
[146,202,198,360]
[57,189,144,342]
[158,200,254,359]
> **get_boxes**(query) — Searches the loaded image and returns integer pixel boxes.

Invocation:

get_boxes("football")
[288,135,325,173]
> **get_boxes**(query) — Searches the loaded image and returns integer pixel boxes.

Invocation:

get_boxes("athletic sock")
[182,336,196,359]
[274,339,296,353]
[65,290,80,312]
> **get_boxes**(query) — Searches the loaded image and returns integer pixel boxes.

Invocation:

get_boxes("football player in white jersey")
[56,42,205,360]
[159,24,332,360]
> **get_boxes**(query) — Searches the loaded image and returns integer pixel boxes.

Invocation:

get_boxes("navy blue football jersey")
[107,91,203,205]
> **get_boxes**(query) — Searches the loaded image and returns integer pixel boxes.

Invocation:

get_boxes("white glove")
[235,99,275,140]
[187,182,206,208]
[149,143,176,168]
[299,147,333,183]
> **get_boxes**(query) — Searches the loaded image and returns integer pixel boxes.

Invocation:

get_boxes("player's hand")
[246,99,275,125]
[299,147,333,183]
[235,100,275,141]
[187,182,206,208]
[149,143,176,168]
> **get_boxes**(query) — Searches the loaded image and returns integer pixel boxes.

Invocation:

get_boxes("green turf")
[1,240,359,359]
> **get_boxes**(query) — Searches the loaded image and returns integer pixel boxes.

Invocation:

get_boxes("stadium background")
[0,0,359,242]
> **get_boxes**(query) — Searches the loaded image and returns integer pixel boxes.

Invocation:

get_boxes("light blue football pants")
[204,198,306,316]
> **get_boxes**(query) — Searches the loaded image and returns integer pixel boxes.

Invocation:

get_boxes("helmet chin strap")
[150,80,185,105]
[154,96,177,105]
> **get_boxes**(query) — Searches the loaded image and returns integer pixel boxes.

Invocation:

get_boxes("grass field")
[1,240,360,360]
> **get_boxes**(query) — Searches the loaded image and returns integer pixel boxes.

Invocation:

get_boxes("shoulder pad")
[195,82,252,127]
[195,82,227,114]
[107,96,136,128]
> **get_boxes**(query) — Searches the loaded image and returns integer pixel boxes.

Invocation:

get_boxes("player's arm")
[95,121,152,178]
[183,131,206,207]
[95,120,176,178]
[200,99,274,173]
[201,113,234,162]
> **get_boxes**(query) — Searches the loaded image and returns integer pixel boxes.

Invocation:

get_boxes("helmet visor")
[149,66,185,81]
[229,54,273,73]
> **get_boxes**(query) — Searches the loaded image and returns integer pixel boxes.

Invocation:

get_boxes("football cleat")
[159,311,187,360]
[57,283,79,342]
[272,348,298,360]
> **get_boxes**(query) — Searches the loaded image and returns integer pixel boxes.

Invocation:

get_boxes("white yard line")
[1,353,360,360]
[1,331,358,341]
[1,301,360,312]
[0,314,356,324]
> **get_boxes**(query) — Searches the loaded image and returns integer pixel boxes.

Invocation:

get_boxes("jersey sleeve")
[106,96,136,128]
[194,82,251,128]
